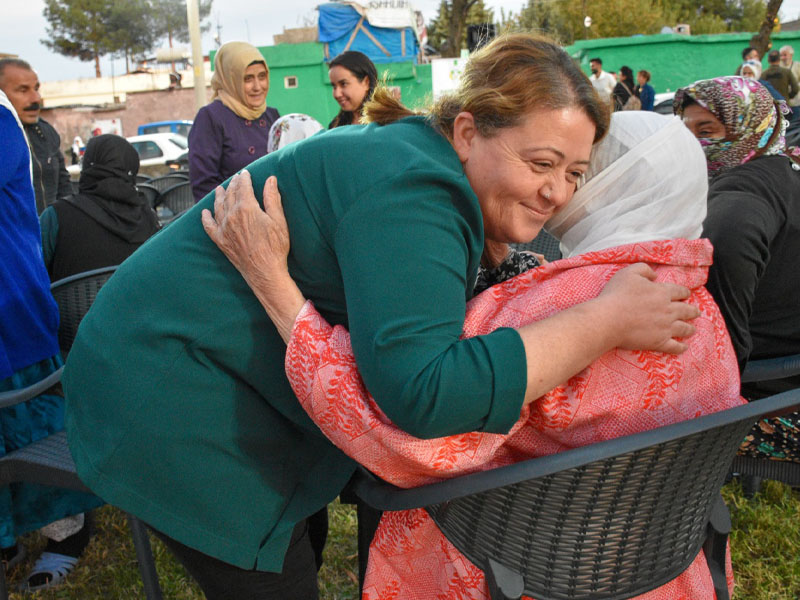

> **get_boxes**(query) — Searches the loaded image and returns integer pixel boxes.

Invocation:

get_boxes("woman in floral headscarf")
[188,41,280,202]
[267,113,323,153]
[674,76,800,462]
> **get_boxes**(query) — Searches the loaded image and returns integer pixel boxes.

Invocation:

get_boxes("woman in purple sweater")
[188,41,280,202]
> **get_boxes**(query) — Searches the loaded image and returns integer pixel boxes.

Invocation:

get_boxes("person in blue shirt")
[0,89,101,593]
[637,70,656,111]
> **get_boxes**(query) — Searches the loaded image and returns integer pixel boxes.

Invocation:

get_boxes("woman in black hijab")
[40,134,160,281]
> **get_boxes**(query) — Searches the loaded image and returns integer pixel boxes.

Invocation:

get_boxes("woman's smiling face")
[329,65,371,113]
[243,62,268,110]
[453,107,596,244]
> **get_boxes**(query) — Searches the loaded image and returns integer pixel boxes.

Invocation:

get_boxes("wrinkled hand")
[202,171,305,343]
[202,170,290,287]
[599,263,701,355]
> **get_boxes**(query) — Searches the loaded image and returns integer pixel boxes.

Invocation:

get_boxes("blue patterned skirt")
[0,356,103,548]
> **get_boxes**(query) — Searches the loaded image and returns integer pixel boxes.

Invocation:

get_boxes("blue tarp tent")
[318,2,420,64]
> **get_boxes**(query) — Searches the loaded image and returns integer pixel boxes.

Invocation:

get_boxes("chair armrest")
[742,354,800,383]
[0,366,63,409]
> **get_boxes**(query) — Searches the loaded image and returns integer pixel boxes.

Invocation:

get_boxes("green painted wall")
[211,31,800,119]
[211,43,433,126]
[566,31,800,94]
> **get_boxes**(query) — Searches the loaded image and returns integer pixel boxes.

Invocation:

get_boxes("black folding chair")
[0,267,162,600]
[148,173,189,193]
[353,389,800,600]
[157,181,195,225]
[137,183,161,209]
[730,353,800,495]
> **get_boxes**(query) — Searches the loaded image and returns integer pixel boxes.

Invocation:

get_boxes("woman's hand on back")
[516,262,700,405]
[598,262,700,354]
[201,170,305,343]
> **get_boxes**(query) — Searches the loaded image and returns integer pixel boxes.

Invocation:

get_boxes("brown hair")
[638,69,651,82]
[363,33,609,143]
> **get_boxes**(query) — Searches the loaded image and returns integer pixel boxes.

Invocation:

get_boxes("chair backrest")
[159,181,194,217]
[512,229,562,263]
[50,266,118,358]
[354,389,800,600]
[148,173,189,192]
[136,183,161,209]
[741,353,800,383]
[135,174,152,184]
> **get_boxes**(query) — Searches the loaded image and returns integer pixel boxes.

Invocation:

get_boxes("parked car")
[137,120,193,137]
[127,133,189,177]
[653,92,676,115]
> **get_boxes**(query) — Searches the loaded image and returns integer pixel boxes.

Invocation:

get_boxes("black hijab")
[68,134,159,243]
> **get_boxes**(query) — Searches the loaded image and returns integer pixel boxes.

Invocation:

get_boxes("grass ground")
[3,483,797,599]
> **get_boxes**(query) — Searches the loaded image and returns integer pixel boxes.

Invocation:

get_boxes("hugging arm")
[203,173,699,437]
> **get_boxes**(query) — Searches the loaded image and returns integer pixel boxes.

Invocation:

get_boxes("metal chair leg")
[127,514,163,600]
[703,495,731,600]
[741,474,763,498]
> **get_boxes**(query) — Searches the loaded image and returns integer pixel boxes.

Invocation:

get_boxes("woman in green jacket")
[63,34,699,599]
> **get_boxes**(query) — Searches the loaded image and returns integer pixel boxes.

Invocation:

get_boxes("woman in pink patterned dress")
[210,112,744,598]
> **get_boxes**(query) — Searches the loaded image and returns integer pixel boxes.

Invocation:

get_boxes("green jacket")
[64,116,527,571]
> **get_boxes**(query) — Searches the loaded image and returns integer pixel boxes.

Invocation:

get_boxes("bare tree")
[750,0,784,57]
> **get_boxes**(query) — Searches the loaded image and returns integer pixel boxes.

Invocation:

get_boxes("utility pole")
[187,0,207,113]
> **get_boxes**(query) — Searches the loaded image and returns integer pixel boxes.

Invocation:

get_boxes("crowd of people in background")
[1,30,799,599]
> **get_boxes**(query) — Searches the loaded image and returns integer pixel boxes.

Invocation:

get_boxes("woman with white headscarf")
[217,111,743,599]
[188,41,280,202]
[740,60,785,101]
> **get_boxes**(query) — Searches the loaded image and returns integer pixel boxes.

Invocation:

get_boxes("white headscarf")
[267,113,323,153]
[546,112,708,257]
[741,59,762,80]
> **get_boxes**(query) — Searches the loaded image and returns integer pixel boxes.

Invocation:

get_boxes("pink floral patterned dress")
[285,238,743,600]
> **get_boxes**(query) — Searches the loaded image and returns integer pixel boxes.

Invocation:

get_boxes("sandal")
[1,544,26,572]
[17,551,78,592]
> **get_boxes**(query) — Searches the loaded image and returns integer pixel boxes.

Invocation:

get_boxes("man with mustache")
[0,59,71,215]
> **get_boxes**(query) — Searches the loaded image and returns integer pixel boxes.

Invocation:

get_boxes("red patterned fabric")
[286,238,743,600]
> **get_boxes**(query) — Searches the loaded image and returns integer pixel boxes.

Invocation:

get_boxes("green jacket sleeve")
[334,172,527,439]
[39,205,58,270]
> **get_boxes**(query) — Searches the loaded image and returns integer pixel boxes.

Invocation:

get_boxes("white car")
[127,133,188,169]
[653,92,676,115]
[67,133,189,178]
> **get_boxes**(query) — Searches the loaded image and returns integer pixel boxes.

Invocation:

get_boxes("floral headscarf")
[673,75,800,178]
[267,113,323,153]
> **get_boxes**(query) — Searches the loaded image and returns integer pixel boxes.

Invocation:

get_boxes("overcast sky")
[4,0,800,83]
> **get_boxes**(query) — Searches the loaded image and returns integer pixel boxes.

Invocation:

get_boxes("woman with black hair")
[327,51,378,128]
[612,65,639,111]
